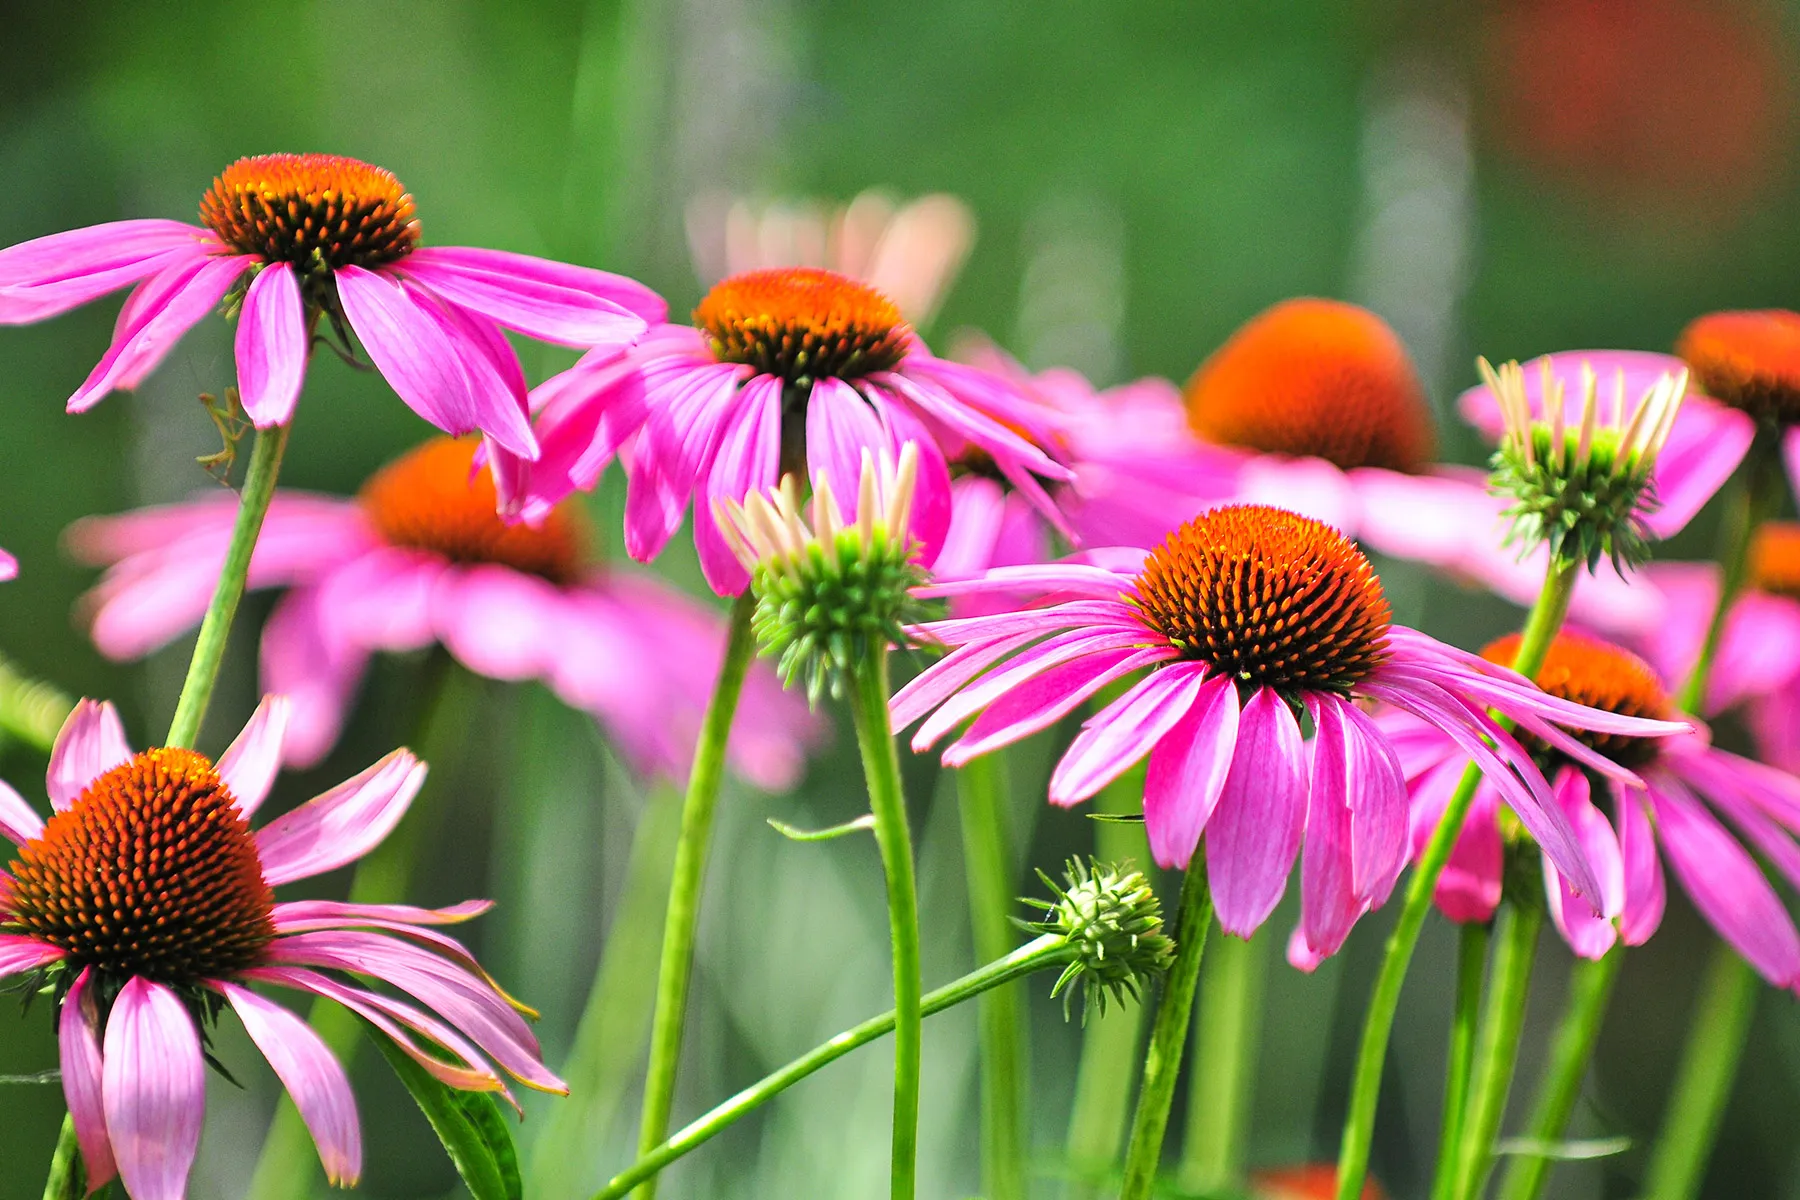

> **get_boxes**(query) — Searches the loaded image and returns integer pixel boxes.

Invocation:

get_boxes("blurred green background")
[2,1,1799,1196]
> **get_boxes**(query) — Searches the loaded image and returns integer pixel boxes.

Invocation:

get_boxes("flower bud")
[1023,858,1177,1021]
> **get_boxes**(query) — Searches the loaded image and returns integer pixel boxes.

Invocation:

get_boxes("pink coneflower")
[892,504,1685,956]
[1397,630,1800,986]
[68,436,813,784]
[0,153,665,456]
[496,267,1071,595]
[0,696,561,1200]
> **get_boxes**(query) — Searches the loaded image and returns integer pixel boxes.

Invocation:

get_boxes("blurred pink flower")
[0,153,664,456]
[69,437,814,787]
[1388,631,1800,987]
[0,696,560,1200]
[496,267,1070,595]
[893,506,1682,956]
[0,545,14,581]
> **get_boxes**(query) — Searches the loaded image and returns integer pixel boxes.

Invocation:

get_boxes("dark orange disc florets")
[1749,522,1800,601]
[5,749,274,982]
[1482,631,1670,769]
[359,437,588,583]
[1134,505,1391,695]
[1676,309,1800,425]
[1184,298,1436,473]
[200,153,420,271]
[695,267,910,384]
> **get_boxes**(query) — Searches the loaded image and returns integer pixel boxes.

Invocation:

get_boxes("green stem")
[1119,864,1214,1200]
[41,1115,85,1200]
[1334,556,1580,1200]
[633,589,758,1199]
[164,424,289,751]
[1494,948,1623,1200]
[848,641,923,1200]
[1447,896,1544,1200]
[1176,927,1266,1195]
[1430,921,1492,1200]
[594,935,1068,1200]
[956,753,1029,1200]
[1676,451,1776,714]
[528,781,685,1196]
[1642,944,1758,1200]
[1064,761,1151,1199]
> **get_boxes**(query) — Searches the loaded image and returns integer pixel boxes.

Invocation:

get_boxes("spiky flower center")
[358,437,588,584]
[1751,522,1800,601]
[200,153,420,271]
[1134,505,1391,696]
[1183,298,1435,473]
[1677,309,1800,425]
[695,268,910,385]
[1482,631,1670,769]
[5,749,274,983]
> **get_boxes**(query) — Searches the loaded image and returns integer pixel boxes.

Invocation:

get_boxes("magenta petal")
[1541,769,1624,960]
[1299,698,1360,959]
[220,982,361,1186]
[434,566,566,681]
[933,477,1007,580]
[695,376,781,595]
[1644,398,1755,538]
[401,246,664,341]
[1206,688,1308,937]
[60,969,116,1191]
[425,295,537,460]
[806,377,886,506]
[1410,762,1502,924]
[0,779,44,845]
[1142,674,1241,870]
[260,587,373,769]
[254,751,427,886]
[0,220,209,323]
[945,647,1166,766]
[103,978,204,1200]
[1617,781,1666,945]
[1337,700,1408,902]
[235,262,308,426]
[0,933,64,977]
[891,630,1045,732]
[1048,663,1210,805]
[47,699,131,812]
[918,626,1152,749]
[68,254,248,413]
[216,695,291,818]
[0,547,14,581]
[872,392,955,560]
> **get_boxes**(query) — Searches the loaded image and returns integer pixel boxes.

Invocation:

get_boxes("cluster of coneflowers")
[0,152,1797,1200]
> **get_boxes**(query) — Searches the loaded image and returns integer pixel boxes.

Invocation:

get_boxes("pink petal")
[255,751,427,886]
[235,262,308,426]
[1409,759,1503,924]
[917,626,1155,749]
[0,220,210,323]
[312,547,445,653]
[219,982,361,1186]
[272,898,491,932]
[1142,673,1241,870]
[933,476,1008,580]
[890,630,1047,732]
[425,294,537,461]
[1337,699,1409,901]
[502,349,650,521]
[872,392,955,560]
[216,695,291,818]
[914,564,1136,603]
[622,361,748,564]
[434,566,566,681]
[0,779,43,845]
[695,375,781,595]
[67,254,249,412]
[944,647,1168,766]
[1645,397,1756,538]
[47,699,131,812]
[0,547,14,581]
[1541,769,1624,960]
[103,978,204,1200]
[1206,688,1308,936]
[1299,698,1360,958]
[1616,781,1666,945]
[1048,663,1210,805]
[400,246,664,343]
[260,587,372,769]
[0,933,64,977]
[59,969,116,1191]
[806,377,886,506]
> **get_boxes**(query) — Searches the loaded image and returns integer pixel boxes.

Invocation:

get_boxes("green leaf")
[1086,812,1146,824]
[0,1070,59,1085]
[1494,1134,1631,1162]
[766,813,877,842]
[363,1022,522,1200]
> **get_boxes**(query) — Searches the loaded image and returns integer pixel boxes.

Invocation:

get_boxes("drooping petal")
[47,699,131,812]
[103,978,204,1200]
[255,751,427,886]
[0,220,211,323]
[399,246,664,343]
[272,898,491,932]
[59,969,116,1191]
[0,933,64,978]
[0,779,44,845]
[235,262,308,426]
[1642,397,1756,538]
[424,293,536,462]
[1616,780,1666,945]
[1206,688,1308,936]
[806,377,887,507]
[216,695,291,818]
[1541,769,1624,960]
[622,360,748,564]
[1142,673,1241,870]
[870,389,955,560]
[890,630,1047,731]
[220,982,361,1186]
[260,586,374,769]
[695,375,781,595]
[1409,760,1503,924]
[1048,663,1210,805]
[945,647,1168,766]
[433,566,566,681]
[67,254,250,413]
[1299,698,1359,958]
[1338,699,1409,902]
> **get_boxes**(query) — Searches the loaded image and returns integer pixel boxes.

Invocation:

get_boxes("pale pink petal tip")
[216,695,293,818]
[222,982,361,1185]
[254,750,428,886]
[59,969,117,1191]
[47,699,132,812]
[103,978,204,1200]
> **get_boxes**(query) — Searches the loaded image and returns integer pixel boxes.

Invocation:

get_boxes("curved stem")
[1119,864,1214,1200]
[41,1115,85,1200]
[1447,896,1544,1200]
[848,641,923,1200]
[1431,920,1493,1200]
[164,423,289,750]
[594,935,1067,1200]
[1335,556,1580,1200]
[1642,944,1758,1200]
[1063,760,1151,1199]
[1177,926,1266,1195]
[956,753,1029,1200]
[1494,948,1623,1200]
[633,590,758,1198]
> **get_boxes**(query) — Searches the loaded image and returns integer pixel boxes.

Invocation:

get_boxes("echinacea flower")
[497,266,1071,595]
[892,504,1686,956]
[69,437,813,784]
[1396,630,1800,986]
[0,696,561,1200]
[0,153,665,455]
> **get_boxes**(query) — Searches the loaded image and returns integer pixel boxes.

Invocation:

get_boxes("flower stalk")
[1177,926,1266,1195]
[1430,920,1492,1200]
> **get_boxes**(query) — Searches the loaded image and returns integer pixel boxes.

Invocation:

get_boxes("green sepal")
[363,1020,523,1200]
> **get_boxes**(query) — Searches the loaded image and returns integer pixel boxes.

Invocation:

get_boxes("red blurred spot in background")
[1252,1164,1388,1200]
